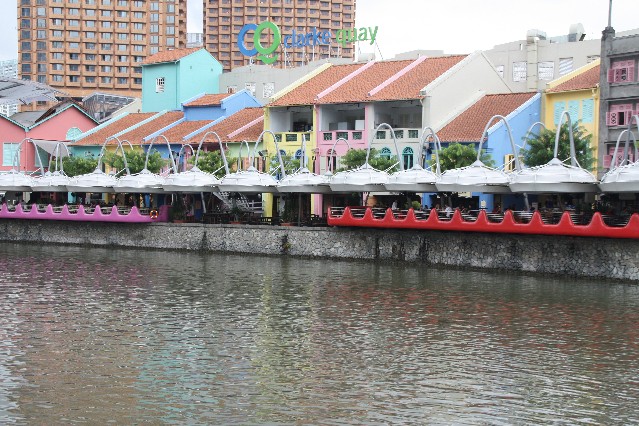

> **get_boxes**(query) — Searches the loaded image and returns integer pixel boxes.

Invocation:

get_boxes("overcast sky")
[2,0,636,61]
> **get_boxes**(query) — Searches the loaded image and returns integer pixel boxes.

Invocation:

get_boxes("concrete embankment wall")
[1,220,639,281]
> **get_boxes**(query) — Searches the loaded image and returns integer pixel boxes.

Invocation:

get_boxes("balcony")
[373,128,421,143]
[320,130,364,145]
[273,132,312,148]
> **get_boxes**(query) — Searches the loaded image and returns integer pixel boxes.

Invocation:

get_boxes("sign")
[238,21,378,65]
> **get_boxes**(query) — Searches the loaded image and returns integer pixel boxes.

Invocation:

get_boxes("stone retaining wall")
[2,220,639,281]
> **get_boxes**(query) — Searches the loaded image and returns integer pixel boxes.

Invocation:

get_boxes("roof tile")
[547,65,600,93]
[183,93,230,107]
[269,63,364,106]
[187,107,264,143]
[438,93,537,142]
[119,111,184,144]
[143,47,203,65]
[73,113,156,146]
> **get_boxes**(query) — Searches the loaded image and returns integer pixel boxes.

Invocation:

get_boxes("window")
[69,64,79,71]
[116,55,127,62]
[133,12,145,18]
[86,9,95,16]
[101,65,112,72]
[52,75,63,82]
[85,65,95,72]
[101,76,112,83]
[118,33,128,40]
[166,27,175,35]
[512,61,526,82]
[51,18,62,25]
[69,53,80,60]
[68,31,80,38]
[21,53,31,62]
[37,18,45,28]
[69,76,80,83]
[37,75,46,84]
[52,30,63,37]
[52,52,62,59]
[607,104,634,126]
[166,15,175,24]
[21,19,30,29]
[167,3,175,12]
[21,41,31,51]
[538,61,555,81]
[608,60,636,83]
[150,3,159,11]
[85,32,95,39]
[151,13,159,22]
[101,54,112,61]
[166,37,175,46]
[37,64,46,73]
[402,147,414,170]
[21,64,31,73]
[133,78,142,85]
[151,24,159,33]
[102,21,112,28]
[3,144,19,167]
[117,11,128,18]
[582,99,594,123]
[101,10,112,17]
[133,45,143,51]
[559,57,573,76]
[380,147,392,159]
[156,77,165,93]
[227,85,237,94]
[133,23,144,30]
[117,77,127,84]
[101,33,112,39]
[245,82,256,96]
[263,82,275,98]
[51,41,63,48]
[36,7,46,16]
[117,66,127,73]
[68,8,79,15]
[85,20,95,27]
[68,19,80,26]
[101,43,112,50]
[86,76,95,83]
[553,101,566,125]
[85,43,96,50]
[150,35,159,44]
[117,22,128,29]
[85,54,96,61]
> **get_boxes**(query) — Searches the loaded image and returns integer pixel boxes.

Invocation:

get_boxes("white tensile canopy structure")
[510,111,598,193]
[0,138,44,191]
[330,123,401,193]
[277,134,331,194]
[30,143,72,192]
[436,115,519,194]
[114,135,177,194]
[163,132,221,193]
[218,131,283,194]
[385,127,440,193]
[599,116,639,193]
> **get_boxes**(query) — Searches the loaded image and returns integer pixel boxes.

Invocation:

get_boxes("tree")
[190,151,236,178]
[431,143,495,172]
[60,156,98,177]
[270,153,300,175]
[520,121,594,171]
[103,149,165,174]
[337,148,399,172]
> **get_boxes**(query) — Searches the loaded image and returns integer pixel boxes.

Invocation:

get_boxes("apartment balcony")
[273,132,313,149]
[373,128,421,144]
[319,130,364,146]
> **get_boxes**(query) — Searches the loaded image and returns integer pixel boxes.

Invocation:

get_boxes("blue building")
[142,47,223,113]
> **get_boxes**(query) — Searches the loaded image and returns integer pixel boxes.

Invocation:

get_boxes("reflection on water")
[1,242,638,424]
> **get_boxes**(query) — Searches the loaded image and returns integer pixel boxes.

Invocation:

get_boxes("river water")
[0,242,638,424]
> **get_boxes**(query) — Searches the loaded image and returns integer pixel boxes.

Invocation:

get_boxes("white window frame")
[155,77,165,93]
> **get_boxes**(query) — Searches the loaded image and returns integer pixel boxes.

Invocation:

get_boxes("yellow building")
[543,59,600,169]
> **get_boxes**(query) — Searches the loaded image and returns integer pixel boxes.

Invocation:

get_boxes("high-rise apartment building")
[17,0,187,101]
[203,0,356,72]
[0,59,19,116]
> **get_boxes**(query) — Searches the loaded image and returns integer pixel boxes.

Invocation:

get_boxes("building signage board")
[238,21,378,65]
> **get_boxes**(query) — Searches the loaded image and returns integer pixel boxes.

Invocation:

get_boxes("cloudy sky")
[2,0,636,61]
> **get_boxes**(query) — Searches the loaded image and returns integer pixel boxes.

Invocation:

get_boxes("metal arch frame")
[477,114,522,171]
[236,140,253,171]
[519,121,547,158]
[145,135,177,174]
[553,110,576,167]
[11,138,45,175]
[97,136,132,175]
[610,129,638,169]
[327,137,351,175]
[50,142,72,174]
[419,127,442,175]
[193,131,230,175]
[621,114,639,167]
[177,143,196,172]
[365,123,404,170]
[249,130,286,179]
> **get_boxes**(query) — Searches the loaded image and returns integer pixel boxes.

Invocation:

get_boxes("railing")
[320,130,364,143]
[373,128,420,142]
[0,203,168,223]
[327,207,639,239]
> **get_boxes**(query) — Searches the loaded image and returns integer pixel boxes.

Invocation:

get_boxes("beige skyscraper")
[203,0,356,72]
[17,0,187,102]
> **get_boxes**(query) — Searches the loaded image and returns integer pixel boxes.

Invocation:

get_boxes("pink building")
[0,101,97,172]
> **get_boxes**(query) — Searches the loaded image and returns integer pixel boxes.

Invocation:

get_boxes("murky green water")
[0,242,638,424]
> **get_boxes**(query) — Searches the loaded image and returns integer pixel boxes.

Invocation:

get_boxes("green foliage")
[337,148,399,172]
[190,151,235,178]
[270,153,300,175]
[60,156,98,177]
[169,195,187,221]
[103,149,165,174]
[411,200,422,210]
[430,143,495,172]
[520,121,594,171]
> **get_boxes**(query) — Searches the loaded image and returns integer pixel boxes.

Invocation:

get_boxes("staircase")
[214,192,263,214]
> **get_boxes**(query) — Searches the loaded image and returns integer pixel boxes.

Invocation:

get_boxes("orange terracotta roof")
[438,93,537,142]
[73,113,156,146]
[143,47,203,65]
[269,63,365,106]
[183,93,230,107]
[119,111,184,144]
[547,65,600,93]
[161,120,213,143]
[187,107,264,143]
[368,55,466,101]
[318,60,413,104]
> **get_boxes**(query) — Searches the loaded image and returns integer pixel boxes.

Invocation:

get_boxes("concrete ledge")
[1,220,639,281]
